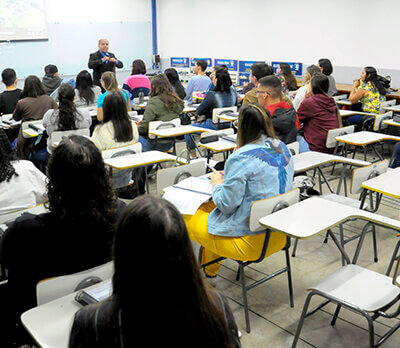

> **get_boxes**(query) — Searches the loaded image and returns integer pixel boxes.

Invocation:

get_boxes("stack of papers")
[162,176,213,215]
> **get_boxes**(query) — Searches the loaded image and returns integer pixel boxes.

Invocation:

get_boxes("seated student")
[297,74,342,153]
[91,91,138,151]
[256,75,298,144]
[13,75,58,159]
[391,143,400,169]
[242,62,292,106]
[318,58,337,96]
[97,71,131,121]
[165,67,186,99]
[122,59,151,99]
[277,63,298,94]
[69,195,241,348]
[0,68,22,115]
[43,83,92,154]
[74,70,102,108]
[0,129,46,216]
[184,104,294,277]
[293,64,321,110]
[185,69,237,157]
[42,64,63,96]
[207,64,228,92]
[0,135,123,347]
[138,74,183,152]
[184,59,211,104]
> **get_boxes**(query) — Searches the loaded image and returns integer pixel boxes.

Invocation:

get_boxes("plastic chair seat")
[310,264,400,312]
[321,193,368,210]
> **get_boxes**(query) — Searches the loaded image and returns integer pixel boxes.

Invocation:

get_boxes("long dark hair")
[112,195,235,347]
[164,68,186,99]
[46,135,116,224]
[102,91,133,142]
[150,74,184,112]
[279,63,298,91]
[214,69,232,93]
[75,70,95,106]
[364,66,386,96]
[0,129,18,183]
[56,83,78,131]
[20,75,46,98]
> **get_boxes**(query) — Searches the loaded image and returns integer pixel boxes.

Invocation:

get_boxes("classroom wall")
[157,0,400,87]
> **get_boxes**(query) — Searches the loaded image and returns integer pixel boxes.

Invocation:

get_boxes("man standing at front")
[88,39,123,88]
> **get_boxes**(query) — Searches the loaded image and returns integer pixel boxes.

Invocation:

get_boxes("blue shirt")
[97,90,129,108]
[184,75,211,104]
[208,137,294,237]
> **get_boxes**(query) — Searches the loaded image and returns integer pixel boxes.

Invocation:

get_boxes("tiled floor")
[143,141,400,348]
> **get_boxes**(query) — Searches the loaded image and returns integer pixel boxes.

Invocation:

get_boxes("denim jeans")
[138,136,174,152]
[184,119,231,150]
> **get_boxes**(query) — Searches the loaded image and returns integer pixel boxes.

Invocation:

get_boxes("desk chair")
[148,118,181,155]
[21,120,44,138]
[333,94,349,102]
[102,143,142,189]
[212,106,237,129]
[379,100,396,114]
[292,256,400,348]
[199,128,235,162]
[199,188,299,333]
[36,261,113,306]
[49,128,90,148]
[292,160,389,264]
[287,141,299,156]
[326,125,355,157]
[155,160,206,196]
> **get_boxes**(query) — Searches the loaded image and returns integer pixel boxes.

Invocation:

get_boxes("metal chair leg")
[386,239,400,276]
[285,247,294,307]
[238,262,251,333]
[291,239,299,257]
[291,292,315,348]
[331,305,341,326]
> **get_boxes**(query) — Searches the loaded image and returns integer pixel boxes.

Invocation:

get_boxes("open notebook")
[162,176,213,215]
[75,280,112,306]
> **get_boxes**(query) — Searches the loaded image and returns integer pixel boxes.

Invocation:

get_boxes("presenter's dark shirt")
[88,50,123,87]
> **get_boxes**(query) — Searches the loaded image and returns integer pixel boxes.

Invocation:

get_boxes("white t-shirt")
[0,160,47,216]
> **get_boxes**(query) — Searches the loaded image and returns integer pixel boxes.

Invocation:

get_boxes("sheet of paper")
[173,176,213,195]
[163,186,211,215]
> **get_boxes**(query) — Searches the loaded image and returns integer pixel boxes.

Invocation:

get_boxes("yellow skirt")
[184,202,287,276]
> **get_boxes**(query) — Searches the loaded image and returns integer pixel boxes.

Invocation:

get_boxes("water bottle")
[138,89,144,104]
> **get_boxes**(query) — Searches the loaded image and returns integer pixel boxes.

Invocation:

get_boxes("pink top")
[123,74,151,91]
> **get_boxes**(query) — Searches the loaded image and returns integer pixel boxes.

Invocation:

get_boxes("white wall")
[157,0,400,84]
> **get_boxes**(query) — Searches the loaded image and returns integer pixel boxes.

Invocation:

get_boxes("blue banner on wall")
[238,60,265,73]
[170,57,190,68]
[271,61,303,76]
[214,58,238,71]
[191,57,213,67]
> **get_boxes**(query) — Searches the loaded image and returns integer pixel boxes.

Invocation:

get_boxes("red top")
[265,101,301,130]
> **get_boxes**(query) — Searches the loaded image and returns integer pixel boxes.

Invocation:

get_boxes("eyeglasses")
[255,90,270,96]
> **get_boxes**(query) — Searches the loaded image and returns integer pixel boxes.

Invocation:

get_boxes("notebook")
[75,280,112,306]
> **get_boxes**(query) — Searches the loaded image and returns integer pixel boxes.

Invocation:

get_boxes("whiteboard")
[0,21,152,78]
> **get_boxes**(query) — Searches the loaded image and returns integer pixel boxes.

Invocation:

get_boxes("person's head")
[250,63,274,86]
[100,71,119,91]
[44,64,58,77]
[56,83,77,131]
[0,128,18,184]
[279,63,298,90]
[112,195,235,347]
[164,67,180,84]
[1,68,17,87]
[98,38,109,53]
[102,91,133,143]
[257,75,282,106]
[362,66,386,95]
[21,75,46,99]
[310,73,330,96]
[194,59,207,74]
[130,59,146,75]
[75,70,95,105]
[213,69,233,93]
[236,103,276,148]
[304,64,321,83]
[150,74,184,111]
[46,135,116,223]
[210,65,228,85]
[318,58,333,76]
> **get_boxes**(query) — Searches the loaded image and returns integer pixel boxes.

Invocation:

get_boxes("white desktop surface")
[362,167,400,199]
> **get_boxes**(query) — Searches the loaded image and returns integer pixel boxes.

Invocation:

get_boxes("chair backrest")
[333,94,348,101]
[212,106,238,124]
[21,120,44,138]
[249,188,300,233]
[326,125,355,148]
[50,128,90,147]
[379,99,396,114]
[156,161,206,196]
[102,143,142,160]
[36,261,113,305]
[148,118,181,139]
[350,159,389,194]
[286,141,299,156]
[0,113,13,123]
[373,111,393,131]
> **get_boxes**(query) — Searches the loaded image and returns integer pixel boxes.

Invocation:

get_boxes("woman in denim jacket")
[184,103,294,277]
